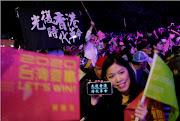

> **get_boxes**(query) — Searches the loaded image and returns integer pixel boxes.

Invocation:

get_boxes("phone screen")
[87,81,113,95]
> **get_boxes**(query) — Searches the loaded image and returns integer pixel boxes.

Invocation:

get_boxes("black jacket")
[86,88,142,121]
[80,68,100,119]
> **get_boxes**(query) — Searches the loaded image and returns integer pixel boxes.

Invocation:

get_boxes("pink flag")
[137,31,143,37]
[97,30,105,40]
[1,47,80,121]
[119,42,124,46]
[163,37,172,53]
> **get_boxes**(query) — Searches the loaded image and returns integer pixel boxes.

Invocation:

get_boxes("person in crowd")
[69,45,79,56]
[175,37,180,46]
[120,41,137,61]
[97,38,108,58]
[104,43,117,57]
[84,21,98,67]
[80,56,108,119]
[137,41,152,57]
[164,49,180,121]
[150,38,165,59]
[86,56,147,121]
[152,27,166,39]
[63,46,71,55]
[129,51,152,88]
[162,31,177,59]
[166,48,180,112]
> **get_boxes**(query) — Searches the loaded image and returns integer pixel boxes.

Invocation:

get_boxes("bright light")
[72,35,77,39]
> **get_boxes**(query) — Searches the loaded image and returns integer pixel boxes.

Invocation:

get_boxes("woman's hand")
[135,101,148,121]
[91,94,102,106]
[90,80,103,106]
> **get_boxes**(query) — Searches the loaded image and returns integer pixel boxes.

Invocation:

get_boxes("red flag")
[124,90,166,121]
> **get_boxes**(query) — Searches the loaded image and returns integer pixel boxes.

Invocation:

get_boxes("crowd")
[78,21,180,121]
[3,19,180,121]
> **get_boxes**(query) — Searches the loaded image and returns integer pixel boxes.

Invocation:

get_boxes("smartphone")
[87,81,113,95]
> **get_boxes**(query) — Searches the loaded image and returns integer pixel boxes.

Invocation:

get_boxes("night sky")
[1,1,180,44]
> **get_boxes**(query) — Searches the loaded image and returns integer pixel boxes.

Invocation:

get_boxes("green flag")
[143,53,179,121]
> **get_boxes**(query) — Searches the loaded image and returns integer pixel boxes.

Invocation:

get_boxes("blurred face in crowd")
[141,44,152,55]
[121,45,126,51]
[95,66,102,79]
[130,46,137,55]
[154,41,163,51]
[141,61,148,69]
[94,36,98,44]
[176,25,180,32]
[106,63,130,93]
[129,33,133,37]
[65,46,71,51]
[109,45,114,53]
[90,34,96,44]
[176,37,180,45]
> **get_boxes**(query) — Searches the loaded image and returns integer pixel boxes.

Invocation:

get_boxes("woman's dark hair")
[101,56,143,104]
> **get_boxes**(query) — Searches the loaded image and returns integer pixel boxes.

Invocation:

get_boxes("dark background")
[1,1,180,46]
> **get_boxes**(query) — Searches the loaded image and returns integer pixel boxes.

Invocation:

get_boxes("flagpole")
[135,53,158,121]
[80,1,98,34]
[124,18,126,27]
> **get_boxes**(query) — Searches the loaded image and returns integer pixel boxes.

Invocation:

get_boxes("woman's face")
[106,63,130,93]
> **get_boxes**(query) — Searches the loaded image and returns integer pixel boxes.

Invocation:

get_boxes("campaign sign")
[1,47,80,121]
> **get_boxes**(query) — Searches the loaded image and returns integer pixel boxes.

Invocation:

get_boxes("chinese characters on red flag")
[124,91,166,121]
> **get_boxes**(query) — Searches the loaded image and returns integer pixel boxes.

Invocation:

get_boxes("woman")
[87,56,147,121]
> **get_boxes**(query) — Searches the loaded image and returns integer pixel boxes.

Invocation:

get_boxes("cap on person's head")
[133,51,152,63]
[137,42,150,51]
[80,57,92,68]
[95,56,108,68]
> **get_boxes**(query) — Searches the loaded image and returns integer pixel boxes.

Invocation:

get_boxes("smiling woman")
[86,56,147,121]
[101,56,143,103]
[105,63,131,94]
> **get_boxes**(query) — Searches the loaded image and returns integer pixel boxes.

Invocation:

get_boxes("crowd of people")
[78,21,180,121]
[3,19,180,120]
[1,2,180,120]
[78,21,179,81]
